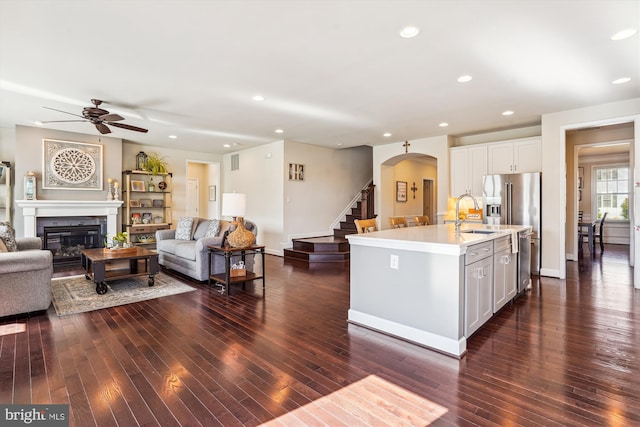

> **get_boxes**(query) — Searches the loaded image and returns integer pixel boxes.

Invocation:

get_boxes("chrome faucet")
[455,193,480,232]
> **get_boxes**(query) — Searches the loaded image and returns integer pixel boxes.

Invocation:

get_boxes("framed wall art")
[43,139,103,190]
[288,163,304,181]
[209,185,216,201]
[131,181,146,192]
[396,181,407,202]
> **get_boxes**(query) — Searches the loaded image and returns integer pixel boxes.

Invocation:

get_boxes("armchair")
[0,237,53,317]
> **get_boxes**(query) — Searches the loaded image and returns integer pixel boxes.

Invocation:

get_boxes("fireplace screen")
[44,225,103,266]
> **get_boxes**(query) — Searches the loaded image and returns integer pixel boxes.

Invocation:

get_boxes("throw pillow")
[175,217,197,240]
[0,222,17,252]
[204,219,221,238]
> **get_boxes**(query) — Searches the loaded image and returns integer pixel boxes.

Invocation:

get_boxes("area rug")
[51,274,196,316]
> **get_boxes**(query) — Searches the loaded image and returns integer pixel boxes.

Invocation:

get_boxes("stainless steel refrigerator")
[483,172,541,276]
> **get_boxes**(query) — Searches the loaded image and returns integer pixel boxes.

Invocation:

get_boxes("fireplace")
[16,200,123,268]
[43,224,103,266]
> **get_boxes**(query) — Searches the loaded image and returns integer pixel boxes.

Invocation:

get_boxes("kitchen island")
[346,223,531,358]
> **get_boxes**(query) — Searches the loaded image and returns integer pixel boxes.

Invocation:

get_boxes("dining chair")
[593,212,607,252]
[354,218,378,234]
[414,215,430,226]
[388,217,408,229]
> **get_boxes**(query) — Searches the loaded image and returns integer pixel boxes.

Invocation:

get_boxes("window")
[594,166,629,220]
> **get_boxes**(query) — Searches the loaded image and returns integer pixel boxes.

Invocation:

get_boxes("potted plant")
[145,153,169,175]
[105,231,129,248]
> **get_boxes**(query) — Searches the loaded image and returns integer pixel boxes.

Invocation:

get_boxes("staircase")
[284,183,375,263]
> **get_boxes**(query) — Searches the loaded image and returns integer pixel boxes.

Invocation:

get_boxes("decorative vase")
[226,217,255,248]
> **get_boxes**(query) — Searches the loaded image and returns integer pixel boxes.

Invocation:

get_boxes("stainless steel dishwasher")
[518,230,532,294]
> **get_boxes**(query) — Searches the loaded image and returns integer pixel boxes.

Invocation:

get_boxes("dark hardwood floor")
[1,244,638,426]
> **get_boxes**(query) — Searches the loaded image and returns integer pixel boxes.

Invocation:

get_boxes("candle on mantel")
[113,181,120,187]
[108,178,114,183]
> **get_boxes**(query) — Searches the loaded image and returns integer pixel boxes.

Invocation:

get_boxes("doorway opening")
[380,153,437,227]
[565,122,634,262]
[186,160,220,219]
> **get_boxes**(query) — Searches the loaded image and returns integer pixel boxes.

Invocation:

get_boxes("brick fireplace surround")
[16,200,123,238]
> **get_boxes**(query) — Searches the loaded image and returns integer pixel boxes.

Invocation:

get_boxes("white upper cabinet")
[450,145,487,197]
[488,137,541,174]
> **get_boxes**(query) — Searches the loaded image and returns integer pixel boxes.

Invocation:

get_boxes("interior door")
[423,179,434,224]
[186,179,199,217]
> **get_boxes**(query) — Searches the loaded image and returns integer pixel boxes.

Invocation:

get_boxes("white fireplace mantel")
[16,200,123,238]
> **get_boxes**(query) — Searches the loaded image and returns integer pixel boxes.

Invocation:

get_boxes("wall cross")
[403,141,410,153]
[411,182,418,199]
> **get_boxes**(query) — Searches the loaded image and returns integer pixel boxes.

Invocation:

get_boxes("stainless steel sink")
[460,229,497,235]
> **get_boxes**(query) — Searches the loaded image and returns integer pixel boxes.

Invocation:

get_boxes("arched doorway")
[380,153,437,228]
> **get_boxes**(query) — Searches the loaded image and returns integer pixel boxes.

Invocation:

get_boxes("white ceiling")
[1,0,638,154]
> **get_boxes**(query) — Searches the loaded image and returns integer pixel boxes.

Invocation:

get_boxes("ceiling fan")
[42,99,149,134]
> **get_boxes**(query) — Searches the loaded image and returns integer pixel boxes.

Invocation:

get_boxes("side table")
[208,244,266,296]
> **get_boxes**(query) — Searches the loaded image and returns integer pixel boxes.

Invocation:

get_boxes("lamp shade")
[221,193,246,218]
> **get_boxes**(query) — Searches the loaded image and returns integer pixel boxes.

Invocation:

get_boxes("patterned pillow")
[0,222,17,252]
[175,217,198,240]
[204,219,221,238]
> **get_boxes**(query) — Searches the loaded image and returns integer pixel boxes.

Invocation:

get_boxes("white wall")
[541,98,640,279]
[373,136,451,230]
[283,141,373,245]
[222,140,372,255]
[223,141,285,254]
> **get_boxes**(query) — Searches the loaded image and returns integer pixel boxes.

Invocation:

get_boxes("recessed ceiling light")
[168,135,177,139]
[252,95,265,101]
[275,129,284,134]
[457,75,472,83]
[439,122,449,127]
[399,26,420,38]
[34,120,43,125]
[336,142,343,146]
[612,77,631,85]
[611,28,637,41]
[383,132,392,137]
[223,144,231,148]
[502,110,514,116]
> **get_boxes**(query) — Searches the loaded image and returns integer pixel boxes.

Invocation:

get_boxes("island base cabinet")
[465,257,493,337]
[493,247,517,312]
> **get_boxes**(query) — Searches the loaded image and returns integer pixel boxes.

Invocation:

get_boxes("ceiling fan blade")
[43,106,85,119]
[95,123,111,134]
[109,122,149,133]
[41,119,88,123]
[99,113,124,122]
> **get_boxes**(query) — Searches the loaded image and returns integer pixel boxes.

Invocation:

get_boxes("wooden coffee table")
[80,246,159,295]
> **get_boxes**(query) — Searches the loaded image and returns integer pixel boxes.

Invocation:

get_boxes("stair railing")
[360,183,375,220]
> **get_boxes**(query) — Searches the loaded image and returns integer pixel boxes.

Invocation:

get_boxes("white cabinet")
[493,236,517,312]
[450,145,487,197]
[464,241,494,337]
[488,138,541,174]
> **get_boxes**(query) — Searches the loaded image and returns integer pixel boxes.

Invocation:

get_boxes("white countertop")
[346,223,532,256]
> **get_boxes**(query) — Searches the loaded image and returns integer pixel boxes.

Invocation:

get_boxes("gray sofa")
[0,237,53,317]
[156,218,257,281]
